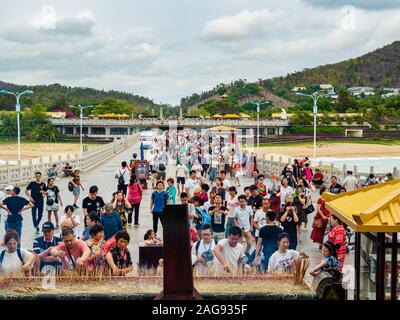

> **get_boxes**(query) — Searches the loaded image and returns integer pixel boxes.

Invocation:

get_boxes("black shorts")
[177,177,186,185]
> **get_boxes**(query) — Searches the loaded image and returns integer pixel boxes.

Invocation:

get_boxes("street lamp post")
[296,91,333,162]
[0,89,33,163]
[70,105,93,156]
[255,100,270,161]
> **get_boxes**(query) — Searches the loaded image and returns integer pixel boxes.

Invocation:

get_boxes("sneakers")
[134,224,139,227]
[73,204,79,209]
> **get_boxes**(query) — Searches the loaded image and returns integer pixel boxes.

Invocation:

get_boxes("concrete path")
[0,141,354,282]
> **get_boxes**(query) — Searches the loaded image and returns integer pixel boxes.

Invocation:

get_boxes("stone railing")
[256,155,399,185]
[0,134,139,188]
[50,118,290,127]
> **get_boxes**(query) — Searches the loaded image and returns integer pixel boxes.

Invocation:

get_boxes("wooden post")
[154,204,202,300]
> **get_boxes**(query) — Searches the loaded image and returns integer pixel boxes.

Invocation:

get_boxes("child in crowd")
[166,178,177,204]
[309,240,341,276]
[151,169,158,189]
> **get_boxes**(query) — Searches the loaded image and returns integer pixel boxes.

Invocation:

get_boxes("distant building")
[319,84,334,92]
[347,87,375,98]
[46,111,67,119]
[291,86,307,92]
[383,87,400,92]
[381,92,400,99]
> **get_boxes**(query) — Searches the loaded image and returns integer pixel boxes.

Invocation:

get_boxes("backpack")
[68,181,74,192]
[0,248,24,265]
[118,170,126,185]
[195,239,215,256]
[158,162,166,171]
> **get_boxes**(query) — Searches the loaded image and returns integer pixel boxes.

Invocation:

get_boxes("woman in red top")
[327,215,347,272]
[268,184,281,217]
[310,187,330,248]
[126,175,143,227]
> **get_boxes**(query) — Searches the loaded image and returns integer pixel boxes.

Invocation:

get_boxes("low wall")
[0,134,139,188]
[256,155,399,185]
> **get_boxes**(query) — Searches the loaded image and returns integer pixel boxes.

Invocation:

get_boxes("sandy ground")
[0,142,101,162]
[252,143,400,159]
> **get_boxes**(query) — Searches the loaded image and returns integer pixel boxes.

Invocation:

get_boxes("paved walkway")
[0,141,354,282]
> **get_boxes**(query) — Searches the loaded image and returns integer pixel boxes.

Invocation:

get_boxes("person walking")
[150,181,169,235]
[0,187,34,240]
[310,187,331,249]
[233,195,253,256]
[279,195,300,250]
[115,161,130,196]
[69,169,84,209]
[44,177,63,230]
[126,175,143,227]
[25,171,46,234]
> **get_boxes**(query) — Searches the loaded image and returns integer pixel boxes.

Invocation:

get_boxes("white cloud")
[201,9,275,41]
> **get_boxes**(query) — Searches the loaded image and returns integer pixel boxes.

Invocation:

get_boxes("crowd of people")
[0,129,394,279]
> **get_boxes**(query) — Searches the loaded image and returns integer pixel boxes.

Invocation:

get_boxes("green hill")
[0,81,159,111]
[181,40,400,110]
[262,41,400,100]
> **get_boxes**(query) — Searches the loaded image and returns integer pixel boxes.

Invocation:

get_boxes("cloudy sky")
[1,0,400,105]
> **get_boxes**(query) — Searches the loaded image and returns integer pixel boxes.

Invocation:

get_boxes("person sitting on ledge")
[312,168,324,188]
[309,240,341,277]
[63,163,73,177]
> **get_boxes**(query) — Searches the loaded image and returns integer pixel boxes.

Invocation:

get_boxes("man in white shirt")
[176,160,188,195]
[342,170,358,192]
[115,161,130,196]
[191,224,216,275]
[253,198,269,241]
[233,195,253,254]
[213,226,244,274]
[220,170,231,190]
[185,170,200,199]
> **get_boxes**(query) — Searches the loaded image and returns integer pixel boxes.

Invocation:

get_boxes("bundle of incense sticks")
[293,259,310,285]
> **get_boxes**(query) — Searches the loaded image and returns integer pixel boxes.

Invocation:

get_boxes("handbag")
[305,203,315,215]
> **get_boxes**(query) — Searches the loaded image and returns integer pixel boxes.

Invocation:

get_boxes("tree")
[336,90,357,113]
[0,112,17,137]
[291,111,313,126]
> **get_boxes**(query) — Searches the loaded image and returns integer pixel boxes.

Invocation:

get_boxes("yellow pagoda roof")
[208,125,238,131]
[239,113,251,118]
[211,114,223,118]
[322,179,400,232]
[222,114,240,119]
